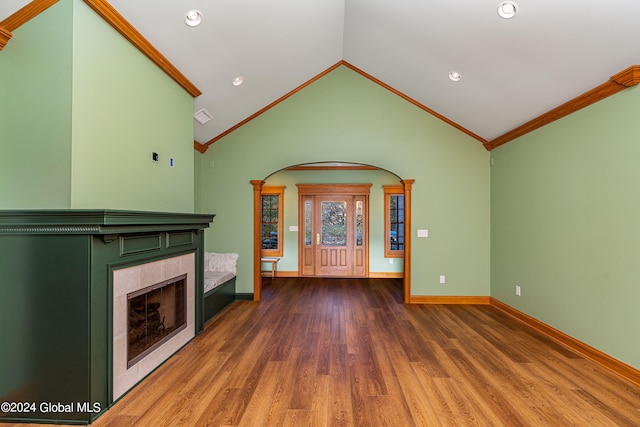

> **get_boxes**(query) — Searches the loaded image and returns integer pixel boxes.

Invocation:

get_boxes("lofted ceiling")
[2,0,640,151]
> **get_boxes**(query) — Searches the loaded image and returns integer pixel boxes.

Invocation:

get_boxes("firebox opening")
[127,273,187,368]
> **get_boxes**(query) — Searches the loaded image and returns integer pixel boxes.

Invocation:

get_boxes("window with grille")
[384,186,404,257]
[261,186,284,257]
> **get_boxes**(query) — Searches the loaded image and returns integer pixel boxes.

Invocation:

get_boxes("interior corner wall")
[0,0,195,212]
[70,0,194,212]
[491,85,640,370]
[197,65,490,296]
[0,1,74,209]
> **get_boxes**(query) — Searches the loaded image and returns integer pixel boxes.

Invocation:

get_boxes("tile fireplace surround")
[112,253,195,402]
[0,210,214,425]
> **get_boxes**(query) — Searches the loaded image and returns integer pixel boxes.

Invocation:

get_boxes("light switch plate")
[417,229,429,237]
[289,226,298,232]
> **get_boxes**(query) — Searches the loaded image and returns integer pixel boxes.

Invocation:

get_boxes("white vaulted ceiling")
[2,0,640,149]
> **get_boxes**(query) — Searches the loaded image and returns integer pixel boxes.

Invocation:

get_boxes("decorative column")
[250,180,265,301]
[401,179,414,304]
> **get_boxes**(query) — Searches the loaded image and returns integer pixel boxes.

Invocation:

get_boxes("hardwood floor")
[12,278,640,426]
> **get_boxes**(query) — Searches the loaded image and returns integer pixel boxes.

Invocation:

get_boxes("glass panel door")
[304,200,312,247]
[315,196,351,276]
[355,200,363,246]
[321,201,347,246]
[296,185,370,278]
[300,197,315,276]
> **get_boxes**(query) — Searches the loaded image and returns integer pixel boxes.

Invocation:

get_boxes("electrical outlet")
[515,285,521,296]
[440,275,446,284]
[389,258,394,264]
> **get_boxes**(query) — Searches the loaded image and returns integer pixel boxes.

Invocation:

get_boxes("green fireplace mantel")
[0,210,214,425]
[0,209,215,235]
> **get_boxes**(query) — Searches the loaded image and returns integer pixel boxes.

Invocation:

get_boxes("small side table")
[261,257,280,279]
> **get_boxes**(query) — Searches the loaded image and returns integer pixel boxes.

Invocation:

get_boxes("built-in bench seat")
[203,252,238,323]
[204,270,236,293]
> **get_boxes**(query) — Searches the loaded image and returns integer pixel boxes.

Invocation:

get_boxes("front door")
[298,184,370,277]
[315,195,351,276]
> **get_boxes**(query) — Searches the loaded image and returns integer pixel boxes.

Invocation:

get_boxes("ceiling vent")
[194,108,213,125]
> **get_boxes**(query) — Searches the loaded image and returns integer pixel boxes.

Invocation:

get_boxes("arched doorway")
[251,162,414,303]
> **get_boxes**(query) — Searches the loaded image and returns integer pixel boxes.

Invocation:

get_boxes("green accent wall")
[0,0,195,212]
[0,1,73,208]
[491,86,640,369]
[70,1,194,211]
[197,66,491,297]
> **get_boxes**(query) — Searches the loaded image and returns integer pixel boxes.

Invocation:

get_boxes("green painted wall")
[0,0,195,212]
[70,0,194,212]
[0,1,73,208]
[197,66,491,296]
[194,151,202,212]
[491,86,640,369]
[263,168,405,274]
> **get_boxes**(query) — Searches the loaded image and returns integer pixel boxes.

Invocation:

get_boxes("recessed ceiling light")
[232,76,244,87]
[448,71,462,82]
[497,1,518,19]
[185,9,202,27]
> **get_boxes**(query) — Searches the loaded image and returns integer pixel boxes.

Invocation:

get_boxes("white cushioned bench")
[203,252,238,323]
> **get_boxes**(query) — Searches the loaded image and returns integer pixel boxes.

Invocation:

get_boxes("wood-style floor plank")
[7,277,640,426]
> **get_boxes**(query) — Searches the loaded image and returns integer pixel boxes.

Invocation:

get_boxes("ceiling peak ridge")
[196,60,491,154]
[190,59,638,154]
[198,61,346,152]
